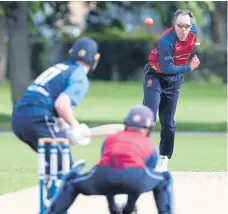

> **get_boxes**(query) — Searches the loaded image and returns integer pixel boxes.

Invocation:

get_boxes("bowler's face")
[175,14,191,41]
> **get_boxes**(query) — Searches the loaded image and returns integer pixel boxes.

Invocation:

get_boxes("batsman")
[11,37,100,199]
[45,105,174,214]
[143,9,200,171]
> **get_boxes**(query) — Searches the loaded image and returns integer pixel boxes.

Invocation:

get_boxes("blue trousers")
[11,106,74,174]
[143,68,184,158]
[45,166,174,214]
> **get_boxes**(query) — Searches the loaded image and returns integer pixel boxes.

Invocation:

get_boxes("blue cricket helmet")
[124,105,155,129]
[69,37,100,70]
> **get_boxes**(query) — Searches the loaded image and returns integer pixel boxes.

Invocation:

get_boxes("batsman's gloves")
[62,121,91,146]
[76,123,91,146]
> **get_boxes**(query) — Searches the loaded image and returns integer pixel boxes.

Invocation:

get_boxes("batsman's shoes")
[156,155,168,172]
[71,159,86,175]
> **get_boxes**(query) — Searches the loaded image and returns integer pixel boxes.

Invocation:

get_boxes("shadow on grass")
[0,114,226,132]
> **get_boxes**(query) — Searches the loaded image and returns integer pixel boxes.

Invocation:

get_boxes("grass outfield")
[0,133,226,195]
[0,80,227,131]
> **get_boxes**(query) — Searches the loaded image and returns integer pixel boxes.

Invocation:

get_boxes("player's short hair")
[174,9,195,25]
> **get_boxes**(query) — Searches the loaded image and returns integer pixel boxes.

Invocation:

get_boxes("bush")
[63,27,160,43]
[30,29,227,83]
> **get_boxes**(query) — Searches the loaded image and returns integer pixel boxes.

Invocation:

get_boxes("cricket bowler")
[11,37,100,197]
[143,9,200,171]
[45,105,174,214]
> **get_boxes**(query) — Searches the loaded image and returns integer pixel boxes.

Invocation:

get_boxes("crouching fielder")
[45,105,174,214]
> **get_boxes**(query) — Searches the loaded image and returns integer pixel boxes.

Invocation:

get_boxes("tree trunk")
[7,2,31,105]
[210,2,227,45]
[0,17,7,82]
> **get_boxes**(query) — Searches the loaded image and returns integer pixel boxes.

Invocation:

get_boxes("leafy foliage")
[0,1,216,33]
[94,1,215,27]
[0,2,69,31]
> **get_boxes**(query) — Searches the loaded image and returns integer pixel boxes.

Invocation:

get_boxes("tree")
[210,1,227,44]
[0,14,7,82]
[0,1,69,105]
[5,2,31,105]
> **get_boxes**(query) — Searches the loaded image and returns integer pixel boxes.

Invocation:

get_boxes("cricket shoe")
[71,159,86,175]
[156,155,168,172]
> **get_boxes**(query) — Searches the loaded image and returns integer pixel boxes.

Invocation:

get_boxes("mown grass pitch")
[0,133,226,195]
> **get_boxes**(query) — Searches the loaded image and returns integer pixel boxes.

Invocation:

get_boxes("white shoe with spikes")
[156,155,168,172]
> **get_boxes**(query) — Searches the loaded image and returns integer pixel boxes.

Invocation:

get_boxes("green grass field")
[0,79,227,195]
[0,80,227,131]
[0,133,226,195]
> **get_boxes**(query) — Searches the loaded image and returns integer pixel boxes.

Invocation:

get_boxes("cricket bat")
[58,118,125,138]
[86,124,125,138]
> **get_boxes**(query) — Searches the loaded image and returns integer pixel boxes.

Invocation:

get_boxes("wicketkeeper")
[45,105,174,214]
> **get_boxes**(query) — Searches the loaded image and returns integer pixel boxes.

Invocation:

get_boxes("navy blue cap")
[69,37,100,70]
[124,105,155,128]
